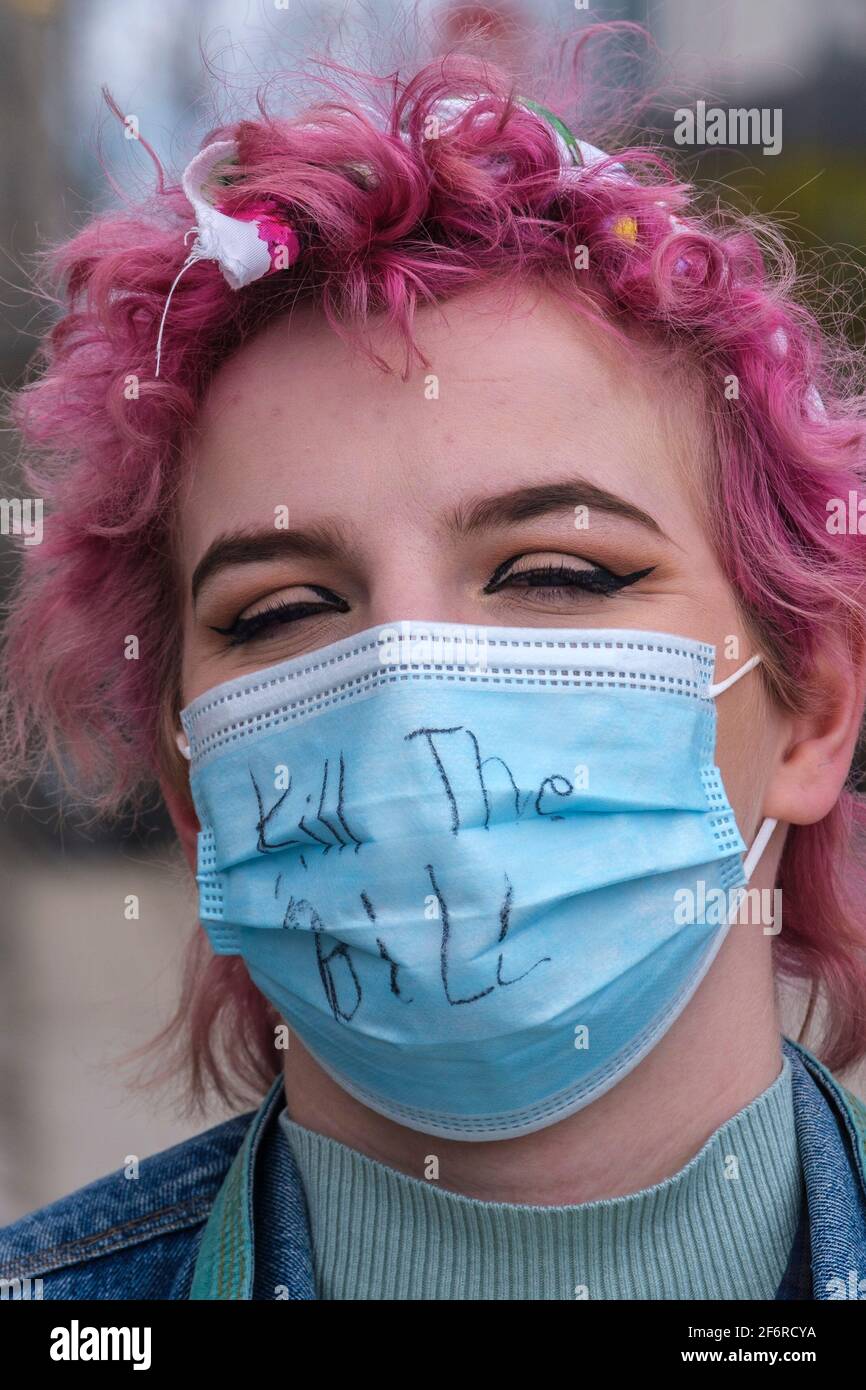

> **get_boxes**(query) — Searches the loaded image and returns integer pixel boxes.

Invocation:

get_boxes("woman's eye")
[483,555,655,599]
[210,585,349,646]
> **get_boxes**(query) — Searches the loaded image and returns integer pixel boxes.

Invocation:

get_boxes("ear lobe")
[764,644,866,826]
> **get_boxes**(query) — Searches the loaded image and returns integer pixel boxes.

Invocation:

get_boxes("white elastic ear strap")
[705,651,762,698]
[742,815,778,882]
[707,649,778,882]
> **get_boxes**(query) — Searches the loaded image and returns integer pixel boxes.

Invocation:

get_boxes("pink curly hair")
[3,29,866,1112]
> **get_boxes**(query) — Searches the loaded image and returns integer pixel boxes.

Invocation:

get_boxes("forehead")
[180,281,709,550]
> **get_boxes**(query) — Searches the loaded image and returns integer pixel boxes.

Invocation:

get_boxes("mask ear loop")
[742,815,778,882]
[705,652,762,698]
[706,649,779,883]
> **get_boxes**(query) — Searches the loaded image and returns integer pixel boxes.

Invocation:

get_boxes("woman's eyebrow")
[191,520,353,604]
[447,479,667,538]
[191,480,668,605]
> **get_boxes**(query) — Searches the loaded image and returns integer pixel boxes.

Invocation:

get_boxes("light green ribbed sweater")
[277,1056,803,1300]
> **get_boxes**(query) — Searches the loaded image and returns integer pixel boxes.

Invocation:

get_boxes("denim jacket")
[2,1036,865,1300]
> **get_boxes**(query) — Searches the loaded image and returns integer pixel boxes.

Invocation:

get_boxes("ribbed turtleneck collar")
[277,1055,803,1300]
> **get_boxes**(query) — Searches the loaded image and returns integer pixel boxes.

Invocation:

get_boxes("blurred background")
[1,0,865,1223]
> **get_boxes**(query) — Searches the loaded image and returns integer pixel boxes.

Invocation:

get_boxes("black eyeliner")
[210,585,349,646]
[483,558,655,595]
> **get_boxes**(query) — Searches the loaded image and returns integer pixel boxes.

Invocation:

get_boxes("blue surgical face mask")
[178,620,777,1142]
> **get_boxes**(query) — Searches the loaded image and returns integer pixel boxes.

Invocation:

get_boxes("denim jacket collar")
[188,1035,866,1300]
[777,1035,866,1298]
[188,1069,315,1300]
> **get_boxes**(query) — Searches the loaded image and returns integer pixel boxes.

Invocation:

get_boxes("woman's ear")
[763,640,866,826]
[155,696,199,873]
[157,717,200,867]
[159,759,200,875]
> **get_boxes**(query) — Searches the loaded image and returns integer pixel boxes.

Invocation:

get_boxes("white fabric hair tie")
[154,139,300,376]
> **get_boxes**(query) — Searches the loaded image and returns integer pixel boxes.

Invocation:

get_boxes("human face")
[176,280,779,843]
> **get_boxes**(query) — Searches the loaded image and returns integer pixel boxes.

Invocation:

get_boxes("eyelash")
[209,586,350,647]
[210,561,655,647]
[482,558,655,598]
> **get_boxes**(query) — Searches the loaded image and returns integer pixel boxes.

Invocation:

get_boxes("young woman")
[1,43,865,1301]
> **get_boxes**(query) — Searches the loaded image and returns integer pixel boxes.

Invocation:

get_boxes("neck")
[281,920,782,1204]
